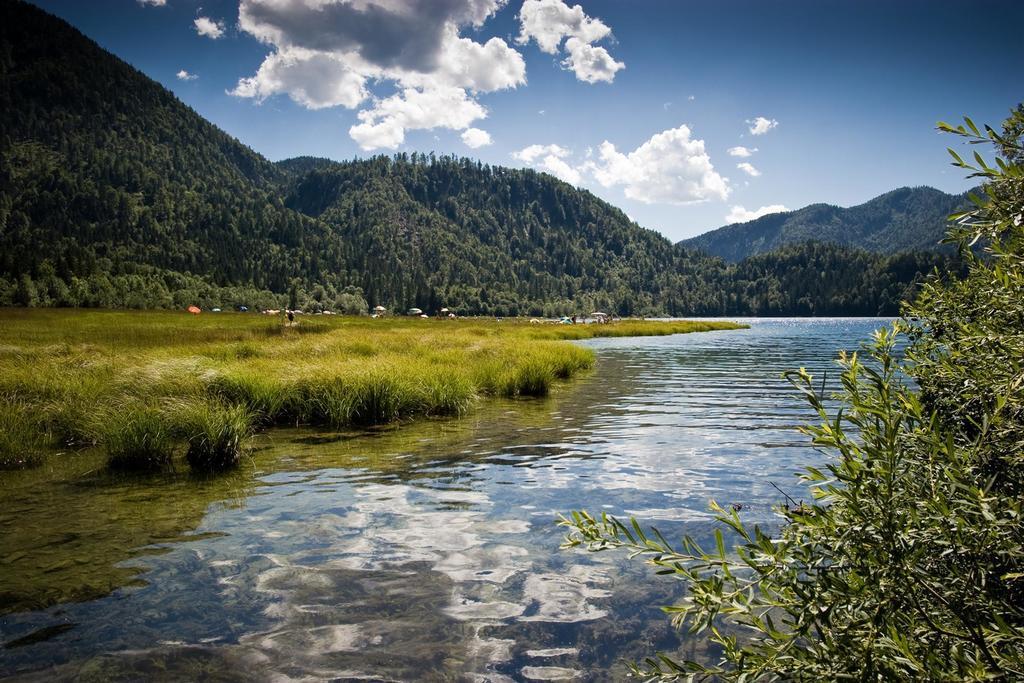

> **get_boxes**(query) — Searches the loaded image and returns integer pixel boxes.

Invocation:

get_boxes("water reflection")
[0,318,890,681]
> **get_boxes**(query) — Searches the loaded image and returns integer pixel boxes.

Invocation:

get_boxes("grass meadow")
[0,309,744,472]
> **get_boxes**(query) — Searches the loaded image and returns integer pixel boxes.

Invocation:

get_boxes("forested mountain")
[715,242,963,316]
[0,0,356,309]
[682,186,970,262]
[277,154,682,315]
[0,0,960,316]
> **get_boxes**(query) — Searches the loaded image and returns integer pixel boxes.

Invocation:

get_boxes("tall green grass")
[0,401,45,469]
[180,402,255,472]
[0,310,745,473]
[103,404,177,471]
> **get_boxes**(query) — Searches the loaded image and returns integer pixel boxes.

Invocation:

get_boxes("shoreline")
[0,310,746,473]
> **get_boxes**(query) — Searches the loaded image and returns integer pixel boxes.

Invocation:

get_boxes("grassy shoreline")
[0,309,746,472]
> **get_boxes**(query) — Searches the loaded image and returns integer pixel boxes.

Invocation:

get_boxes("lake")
[0,318,889,681]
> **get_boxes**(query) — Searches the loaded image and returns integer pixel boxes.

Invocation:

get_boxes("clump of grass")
[288,374,341,426]
[207,371,288,424]
[472,358,553,398]
[181,402,254,472]
[344,371,414,425]
[0,401,46,469]
[471,344,594,398]
[232,342,261,360]
[544,344,595,379]
[42,400,104,448]
[103,405,177,471]
[421,371,476,416]
[343,341,378,357]
[298,370,418,427]
[2,361,112,448]
[507,359,554,397]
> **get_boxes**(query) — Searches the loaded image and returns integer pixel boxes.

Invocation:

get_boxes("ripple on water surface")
[0,318,890,681]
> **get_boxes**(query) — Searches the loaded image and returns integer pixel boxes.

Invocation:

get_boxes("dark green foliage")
[719,241,964,316]
[683,186,971,262]
[0,0,347,302]
[280,153,681,317]
[562,110,1024,680]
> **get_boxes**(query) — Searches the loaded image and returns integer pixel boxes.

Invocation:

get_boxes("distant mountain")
[0,0,960,317]
[682,187,970,262]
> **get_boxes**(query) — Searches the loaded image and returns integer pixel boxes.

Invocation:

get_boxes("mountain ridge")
[682,185,970,262]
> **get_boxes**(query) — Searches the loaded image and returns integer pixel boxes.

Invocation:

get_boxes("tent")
[407,308,423,315]
[187,305,201,315]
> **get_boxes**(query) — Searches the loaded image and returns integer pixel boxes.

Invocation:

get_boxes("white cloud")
[538,155,581,184]
[585,125,730,205]
[138,0,166,6]
[725,204,789,223]
[461,127,492,148]
[517,0,609,53]
[176,69,198,81]
[232,0,526,149]
[736,162,760,177]
[350,86,486,150]
[429,29,527,92]
[747,116,778,135]
[194,16,225,39]
[517,0,623,83]
[513,126,731,202]
[512,144,571,164]
[511,144,580,184]
[561,38,623,83]
[688,94,695,101]
[230,49,367,109]
[727,146,757,157]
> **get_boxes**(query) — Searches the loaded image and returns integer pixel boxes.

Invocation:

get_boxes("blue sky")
[28,0,1024,241]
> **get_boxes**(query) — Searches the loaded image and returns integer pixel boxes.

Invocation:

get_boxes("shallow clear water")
[0,318,890,681]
